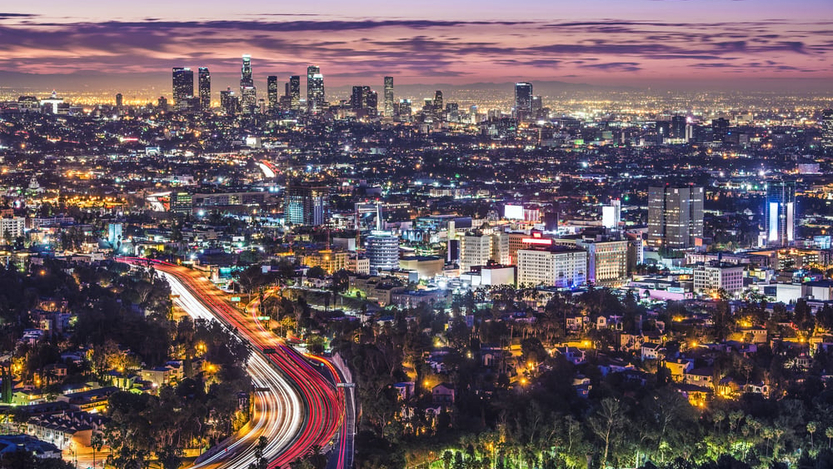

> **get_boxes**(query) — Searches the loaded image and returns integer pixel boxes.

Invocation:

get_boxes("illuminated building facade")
[267,76,279,111]
[514,82,533,120]
[383,76,394,118]
[648,185,704,249]
[198,67,210,110]
[285,185,330,227]
[766,181,795,247]
[171,67,194,111]
[306,65,325,114]
[289,75,301,110]
[240,55,257,114]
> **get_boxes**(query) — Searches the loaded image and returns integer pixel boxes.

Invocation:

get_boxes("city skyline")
[0,1,831,93]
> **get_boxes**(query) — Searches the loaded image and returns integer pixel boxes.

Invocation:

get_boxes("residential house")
[641,343,665,361]
[665,359,694,383]
[684,367,715,390]
[432,383,455,405]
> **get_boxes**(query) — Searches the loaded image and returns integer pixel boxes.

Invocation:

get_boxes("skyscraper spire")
[240,54,257,114]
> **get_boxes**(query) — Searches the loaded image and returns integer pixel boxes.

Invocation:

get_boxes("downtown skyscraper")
[267,76,279,111]
[198,67,210,110]
[240,55,257,114]
[514,82,533,120]
[172,67,194,111]
[351,86,370,111]
[306,65,325,114]
[383,76,394,118]
[289,75,301,110]
[822,109,833,149]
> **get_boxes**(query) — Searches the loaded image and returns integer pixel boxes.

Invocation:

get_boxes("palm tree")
[808,421,818,448]
[91,431,104,468]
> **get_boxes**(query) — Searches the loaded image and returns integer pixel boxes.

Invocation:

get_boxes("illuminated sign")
[522,238,553,245]
[230,297,241,302]
[768,202,779,241]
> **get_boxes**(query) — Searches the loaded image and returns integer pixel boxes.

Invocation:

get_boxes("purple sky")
[0,0,831,91]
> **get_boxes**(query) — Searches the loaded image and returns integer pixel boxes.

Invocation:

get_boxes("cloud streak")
[0,15,827,88]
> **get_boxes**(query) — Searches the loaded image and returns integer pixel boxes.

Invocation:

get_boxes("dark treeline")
[321,287,833,469]
[0,260,251,469]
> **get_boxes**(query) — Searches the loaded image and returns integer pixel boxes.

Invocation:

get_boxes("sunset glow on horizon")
[0,0,830,91]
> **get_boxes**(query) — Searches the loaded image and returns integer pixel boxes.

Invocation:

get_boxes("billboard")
[505,204,524,220]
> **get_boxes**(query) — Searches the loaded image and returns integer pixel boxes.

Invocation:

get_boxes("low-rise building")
[0,435,62,459]
[303,249,349,274]
[27,411,108,448]
[399,256,444,279]
[693,263,745,295]
[517,246,587,288]
[56,386,120,412]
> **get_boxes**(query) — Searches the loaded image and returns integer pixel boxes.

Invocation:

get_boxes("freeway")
[162,270,304,469]
[121,259,346,468]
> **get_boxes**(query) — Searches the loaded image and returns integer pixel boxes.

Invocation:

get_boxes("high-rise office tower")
[240,55,257,114]
[280,83,292,110]
[648,185,704,249]
[543,209,559,232]
[220,87,238,116]
[712,117,730,143]
[433,90,443,117]
[241,55,253,85]
[383,76,394,117]
[531,95,543,116]
[398,99,412,122]
[822,109,833,149]
[367,231,400,275]
[460,232,493,272]
[285,184,330,226]
[351,86,370,112]
[115,93,123,108]
[267,76,279,111]
[514,82,533,120]
[766,181,796,247]
[289,75,301,110]
[366,91,378,117]
[198,67,210,110]
[446,102,460,122]
[172,67,194,111]
[671,115,687,139]
[306,65,325,114]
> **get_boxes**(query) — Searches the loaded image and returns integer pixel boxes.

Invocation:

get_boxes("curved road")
[122,259,346,468]
[163,270,305,469]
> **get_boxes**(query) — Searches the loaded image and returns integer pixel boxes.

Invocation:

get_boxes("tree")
[443,450,453,469]
[306,266,326,280]
[91,431,104,469]
[794,299,814,333]
[588,398,627,467]
[712,300,733,342]
[290,445,328,469]
[157,447,182,469]
[1,365,12,403]
[249,436,268,469]
[808,421,819,449]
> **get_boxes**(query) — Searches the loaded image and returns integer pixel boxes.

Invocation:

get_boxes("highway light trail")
[123,258,345,468]
[162,270,305,469]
